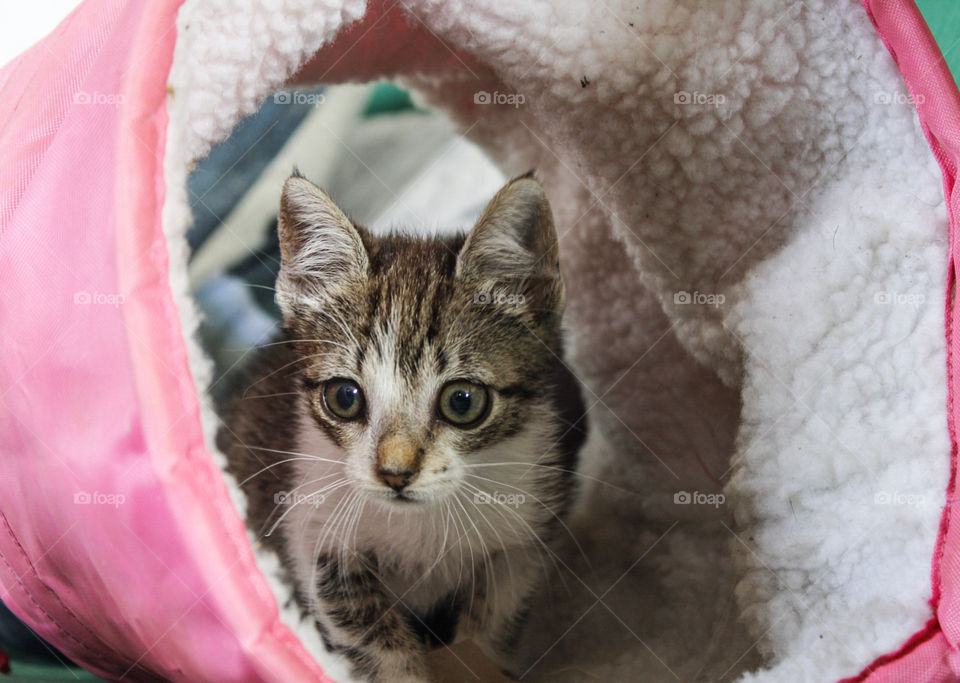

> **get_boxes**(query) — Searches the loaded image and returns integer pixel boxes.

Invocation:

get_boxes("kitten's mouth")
[367,487,421,504]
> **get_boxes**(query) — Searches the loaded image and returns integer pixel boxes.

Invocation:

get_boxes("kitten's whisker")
[449,492,489,618]
[264,478,349,537]
[317,489,356,560]
[440,497,472,585]
[265,475,348,538]
[349,495,366,554]
[243,445,344,466]
[254,338,352,351]
[332,491,361,559]
[291,477,343,548]
[309,477,353,496]
[459,479,561,573]
[310,489,359,608]
[459,481,560,581]
[333,492,362,598]
[454,490,496,610]
[464,473,592,572]
[242,351,342,396]
[259,473,341,534]
[238,391,302,400]
[461,490,518,590]
[243,283,277,293]
[437,499,453,578]
[238,457,339,486]
[263,476,344,544]
[457,489,514,610]
[308,491,350,616]
[448,497,469,599]
[477,495,566,596]
[464,462,640,496]
[444,498,463,591]
[312,492,347,564]
[344,493,367,585]
[342,497,366,602]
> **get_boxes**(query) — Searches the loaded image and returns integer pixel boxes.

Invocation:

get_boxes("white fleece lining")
[162,1,365,679]
[162,0,950,681]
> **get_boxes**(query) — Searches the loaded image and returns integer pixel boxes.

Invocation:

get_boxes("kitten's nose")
[375,433,423,492]
[377,468,417,492]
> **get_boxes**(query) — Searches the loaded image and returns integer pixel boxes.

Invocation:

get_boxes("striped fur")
[218,174,586,682]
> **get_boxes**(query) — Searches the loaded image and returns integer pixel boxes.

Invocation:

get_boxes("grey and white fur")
[218,172,586,682]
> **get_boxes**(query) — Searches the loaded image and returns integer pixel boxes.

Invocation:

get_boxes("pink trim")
[0,0,334,679]
[847,0,960,680]
[115,0,334,680]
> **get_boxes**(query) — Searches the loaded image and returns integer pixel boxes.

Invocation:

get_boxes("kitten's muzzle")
[375,434,423,492]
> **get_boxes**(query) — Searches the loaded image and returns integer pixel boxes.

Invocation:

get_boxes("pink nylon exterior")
[0,0,331,680]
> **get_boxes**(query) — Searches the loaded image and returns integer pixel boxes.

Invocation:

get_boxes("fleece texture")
[164,0,950,680]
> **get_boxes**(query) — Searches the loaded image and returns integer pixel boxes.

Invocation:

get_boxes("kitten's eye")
[322,379,365,420]
[438,381,489,427]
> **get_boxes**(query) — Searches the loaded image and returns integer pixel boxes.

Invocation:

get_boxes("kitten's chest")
[354,504,485,607]
[285,490,478,642]
[377,563,470,646]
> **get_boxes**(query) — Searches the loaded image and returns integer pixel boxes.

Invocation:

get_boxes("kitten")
[217,172,586,682]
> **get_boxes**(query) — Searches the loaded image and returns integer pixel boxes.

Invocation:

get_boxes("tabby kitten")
[218,172,586,682]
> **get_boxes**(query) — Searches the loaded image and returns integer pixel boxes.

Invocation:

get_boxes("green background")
[918,0,960,83]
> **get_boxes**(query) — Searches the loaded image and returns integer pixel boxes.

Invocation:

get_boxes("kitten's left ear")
[457,175,564,315]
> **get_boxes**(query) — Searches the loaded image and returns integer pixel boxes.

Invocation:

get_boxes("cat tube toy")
[2,0,960,680]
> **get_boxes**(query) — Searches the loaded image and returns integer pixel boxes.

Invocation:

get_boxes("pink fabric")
[844,1,960,681]
[0,0,331,680]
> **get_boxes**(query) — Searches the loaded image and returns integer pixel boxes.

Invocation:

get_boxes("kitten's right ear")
[276,174,369,314]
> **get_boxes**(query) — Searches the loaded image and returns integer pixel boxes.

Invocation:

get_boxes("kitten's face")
[276,174,565,508]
